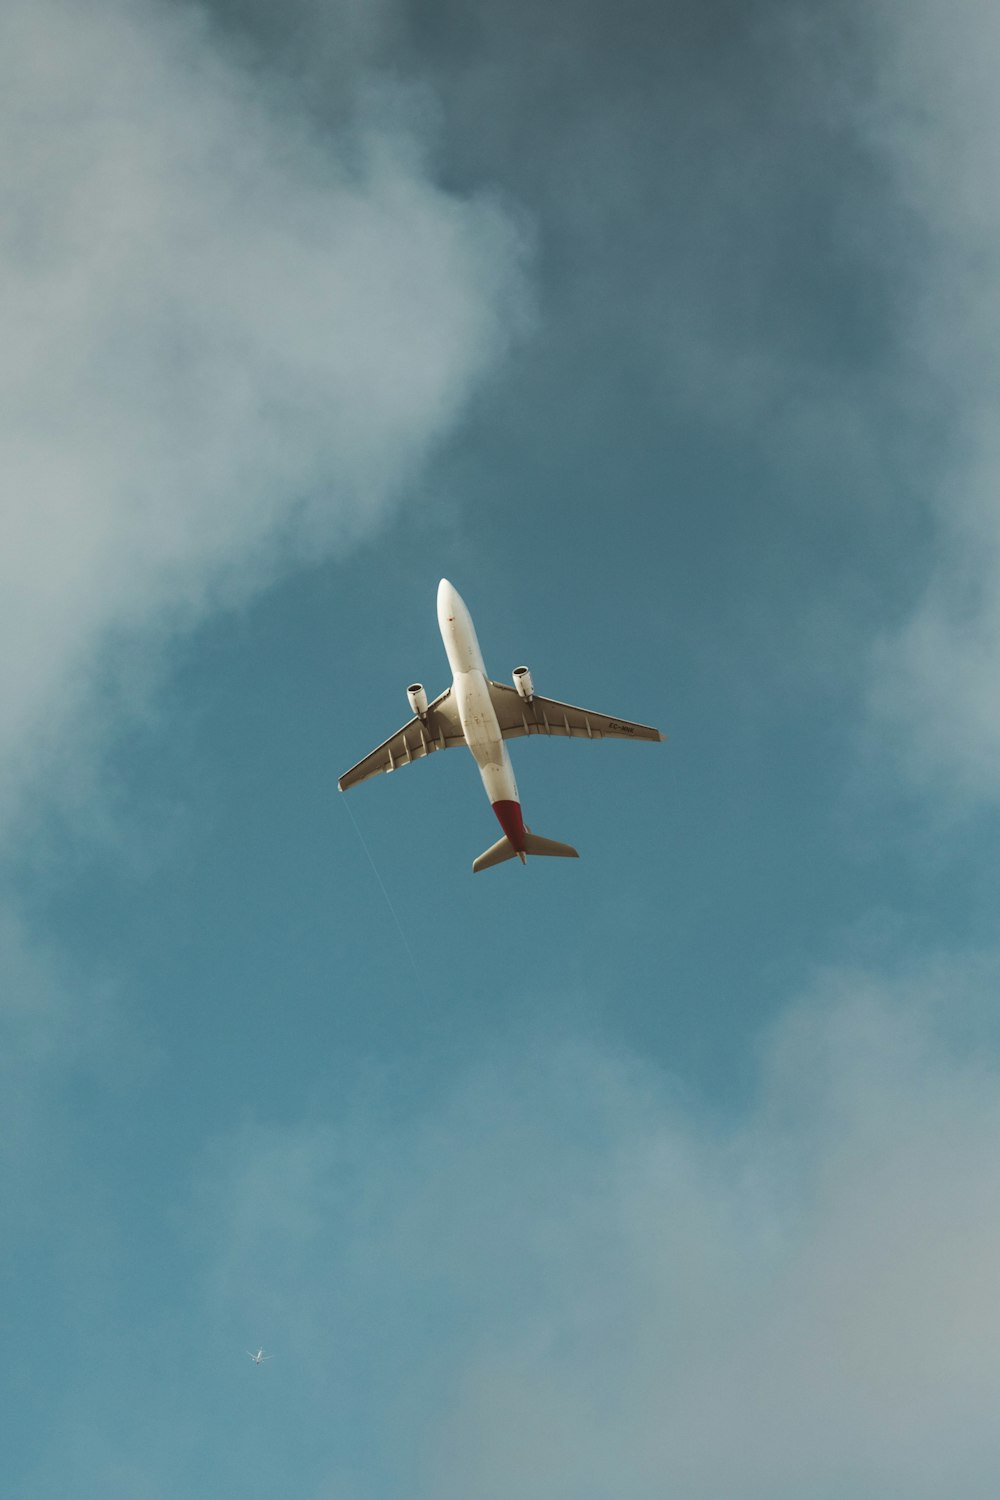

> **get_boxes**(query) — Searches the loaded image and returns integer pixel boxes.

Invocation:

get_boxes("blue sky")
[5,1,1000,1495]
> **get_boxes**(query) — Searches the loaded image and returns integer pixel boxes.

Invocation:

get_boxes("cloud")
[141,958,1000,1500]
[0,0,529,840]
[0,11,531,1481]
[0,905,160,1218]
[862,3,1000,801]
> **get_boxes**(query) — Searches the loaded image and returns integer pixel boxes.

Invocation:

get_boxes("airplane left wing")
[338,688,465,790]
[488,682,664,743]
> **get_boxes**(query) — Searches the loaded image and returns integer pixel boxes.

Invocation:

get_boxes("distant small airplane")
[247,1348,272,1365]
[338,579,664,871]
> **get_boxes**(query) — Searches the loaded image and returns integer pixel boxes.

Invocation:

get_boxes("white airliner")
[247,1348,272,1365]
[339,579,664,871]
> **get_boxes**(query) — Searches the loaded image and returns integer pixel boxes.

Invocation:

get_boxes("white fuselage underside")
[437,579,518,807]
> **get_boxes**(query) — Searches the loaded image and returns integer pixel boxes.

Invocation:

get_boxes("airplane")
[247,1348,272,1365]
[338,579,664,872]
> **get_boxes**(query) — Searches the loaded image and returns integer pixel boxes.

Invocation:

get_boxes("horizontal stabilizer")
[472,835,519,873]
[473,829,580,872]
[524,831,579,860]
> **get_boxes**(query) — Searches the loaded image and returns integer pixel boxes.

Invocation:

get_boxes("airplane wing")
[338,688,465,791]
[488,682,664,743]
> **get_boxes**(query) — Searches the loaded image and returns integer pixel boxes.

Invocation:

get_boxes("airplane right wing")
[488,682,664,743]
[338,688,465,791]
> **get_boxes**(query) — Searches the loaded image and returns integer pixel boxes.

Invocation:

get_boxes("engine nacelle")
[407,682,429,718]
[513,665,534,701]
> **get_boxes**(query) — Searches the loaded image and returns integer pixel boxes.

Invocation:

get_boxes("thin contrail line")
[339,794,424,991]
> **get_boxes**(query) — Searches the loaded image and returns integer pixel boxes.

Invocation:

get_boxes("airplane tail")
[472,835,519,873]
[524,830,579,860]
[472,830,579,873]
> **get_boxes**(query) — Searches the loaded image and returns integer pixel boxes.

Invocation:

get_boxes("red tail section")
[473,806,579,872]
[491,799,527,852]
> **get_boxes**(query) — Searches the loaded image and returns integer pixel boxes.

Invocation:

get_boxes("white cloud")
[163,960,1000,1499]
[0,0,529,839]
[864,3,1000,800]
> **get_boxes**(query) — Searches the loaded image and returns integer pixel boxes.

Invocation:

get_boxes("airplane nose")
[437,578,458,620]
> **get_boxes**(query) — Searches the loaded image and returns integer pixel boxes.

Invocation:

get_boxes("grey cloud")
[165,961,1000,1499]
[862,2,1000,799]
[184,0,1000,812]
[0,0,529,839]
[201,0,897,415]
[212,0,1000,810]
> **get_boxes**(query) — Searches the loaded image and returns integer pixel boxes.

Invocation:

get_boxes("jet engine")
[407,682,429,718]
[513,665,534,701]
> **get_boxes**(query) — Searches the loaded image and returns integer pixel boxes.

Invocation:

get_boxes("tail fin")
[472,829,579,872]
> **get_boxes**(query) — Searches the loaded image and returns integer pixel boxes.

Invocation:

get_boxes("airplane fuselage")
[437,579,526,853]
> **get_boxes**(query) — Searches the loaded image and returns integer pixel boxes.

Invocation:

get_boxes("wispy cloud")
[0,904,160,1244]
[863,2,1000,802]
[139,958,1000,1499]
[0,0,529,840]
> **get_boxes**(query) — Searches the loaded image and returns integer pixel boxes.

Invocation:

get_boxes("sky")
[4,0,1000,1494]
